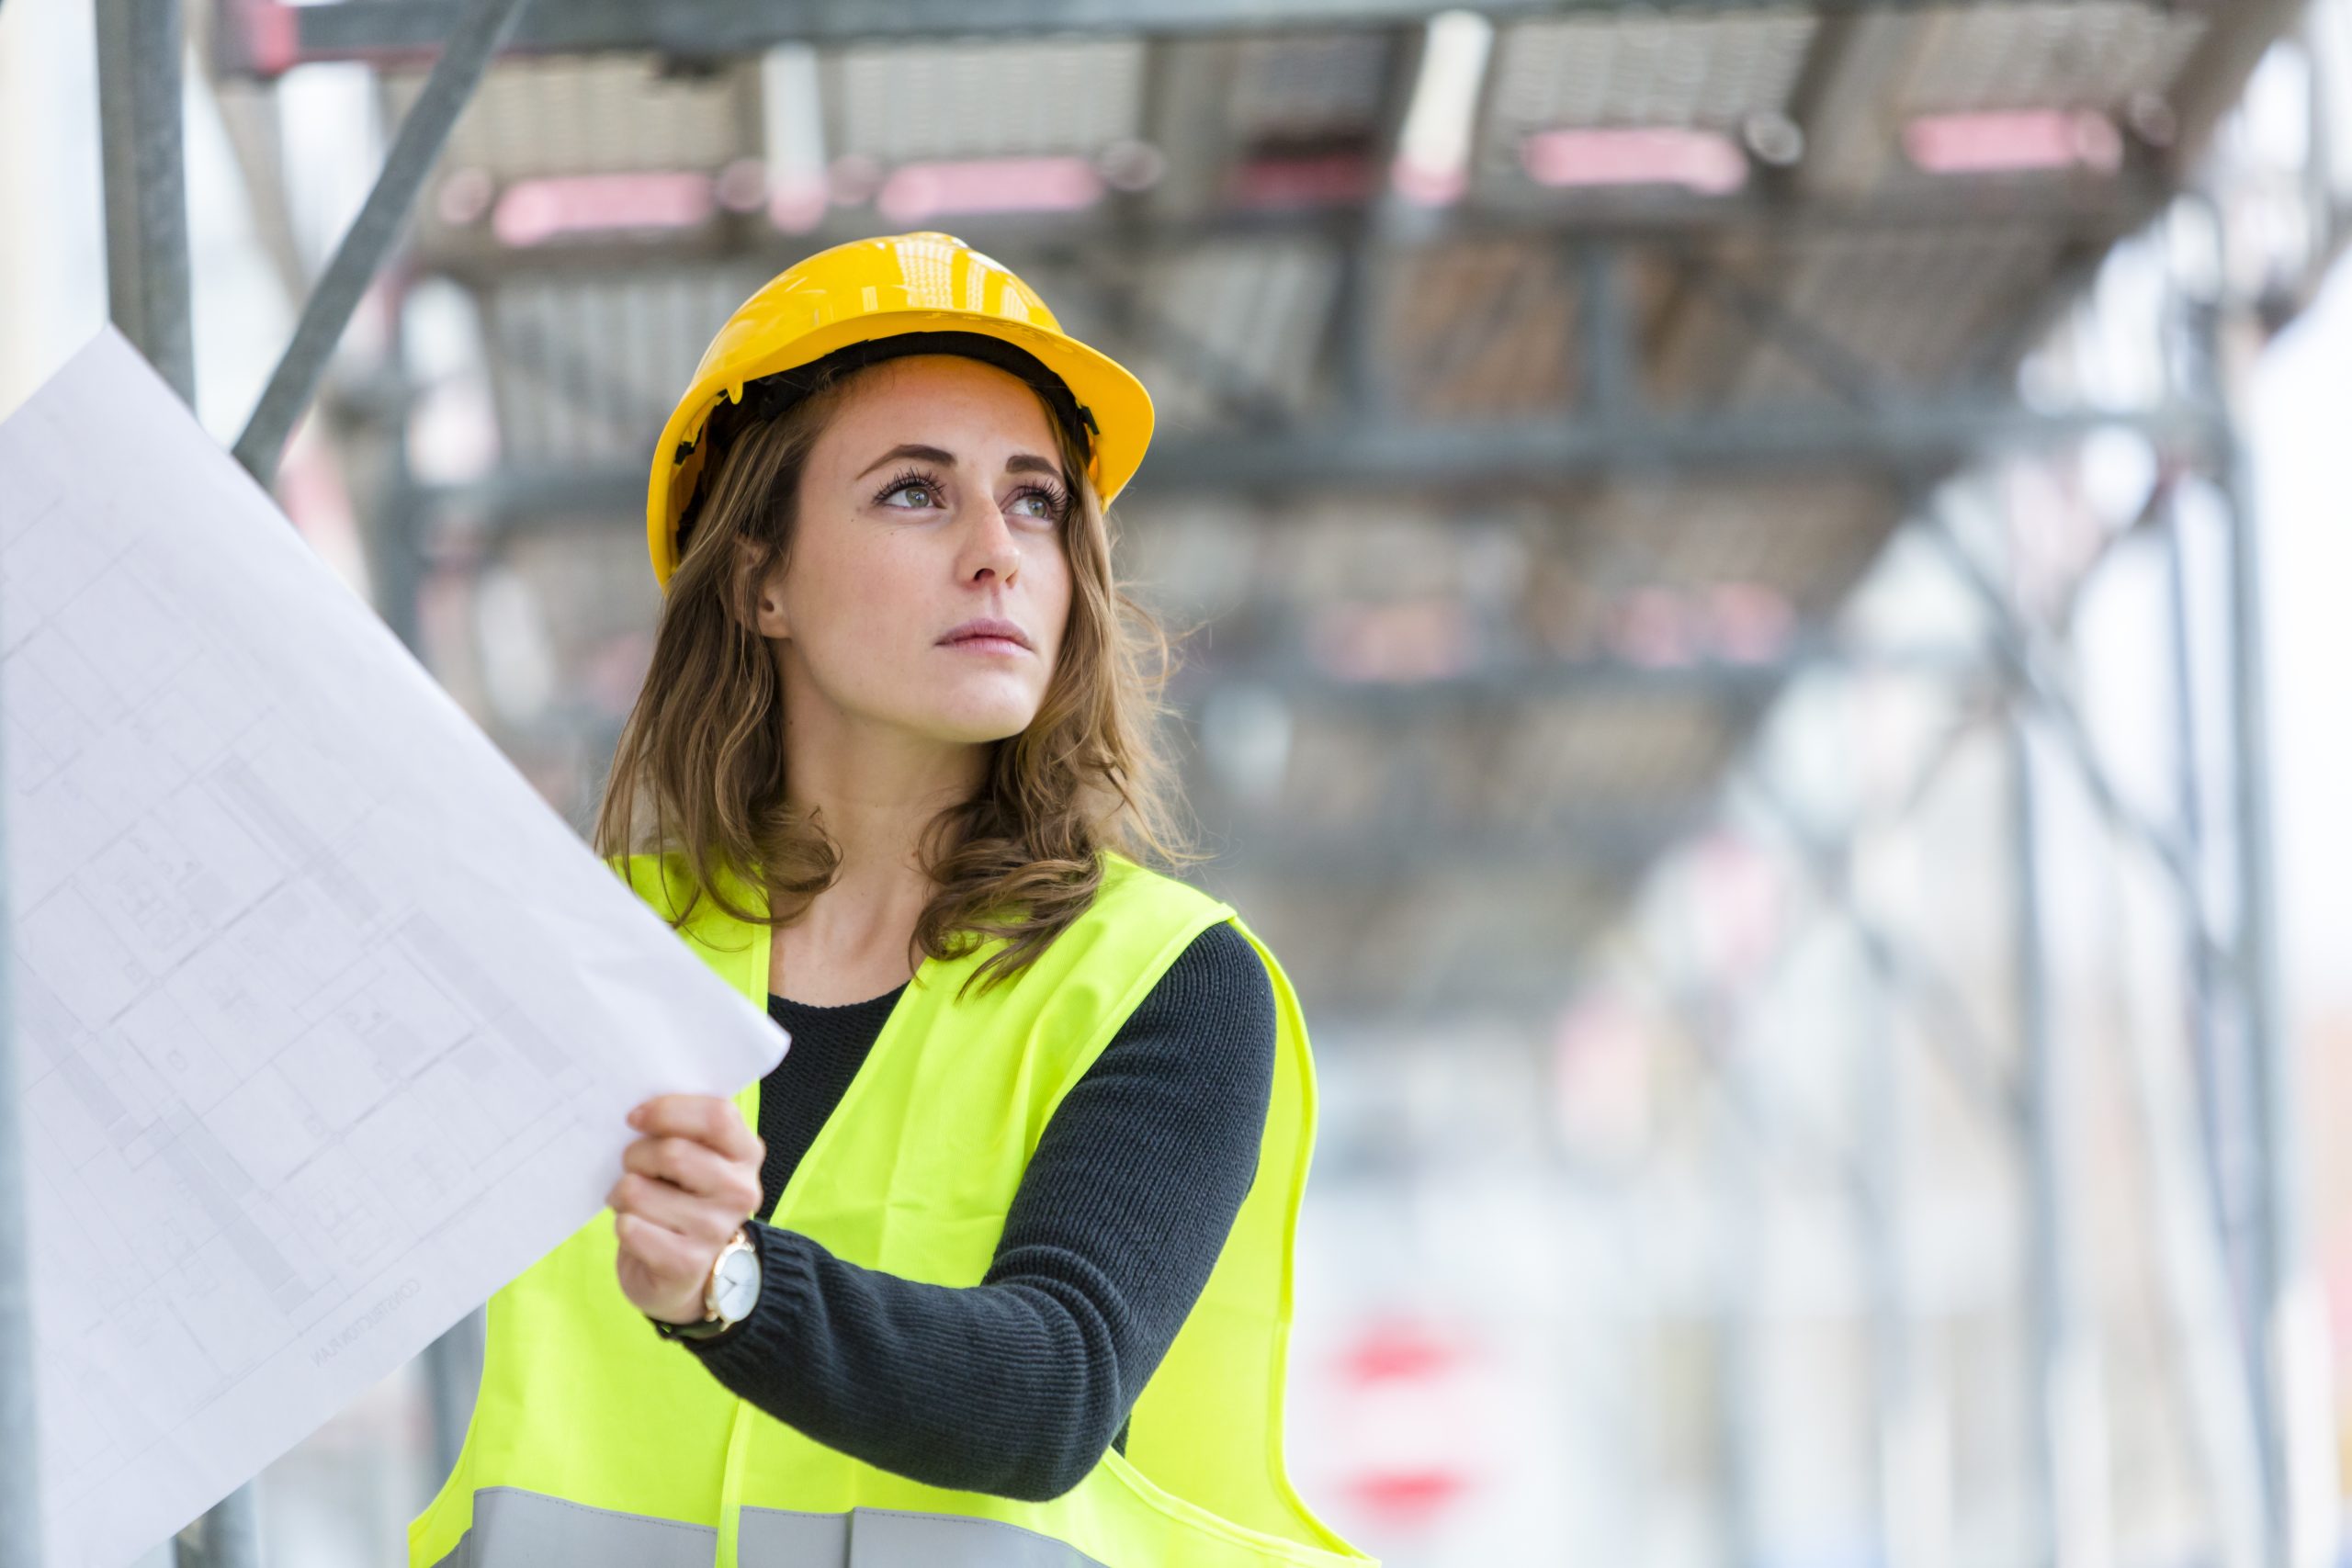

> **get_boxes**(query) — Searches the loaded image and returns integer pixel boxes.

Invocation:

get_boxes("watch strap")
[652,1311,738,1344]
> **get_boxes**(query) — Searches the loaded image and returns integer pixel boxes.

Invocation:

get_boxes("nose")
[956,499,1023,588]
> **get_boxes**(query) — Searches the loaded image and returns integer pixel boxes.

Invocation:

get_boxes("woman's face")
[755,354,1076,747]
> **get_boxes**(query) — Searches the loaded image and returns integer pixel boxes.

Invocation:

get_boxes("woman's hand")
[607,1094,766,1325]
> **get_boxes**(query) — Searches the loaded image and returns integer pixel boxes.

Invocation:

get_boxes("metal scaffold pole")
[2150,490,2268,1568]
[1,626,40,1568]
[96,0,193,402]
[2192,171,2343,1562]
[94,0,259,1561]
[82,0,535,1551]
[1861,946,1942,1568]
[2216,423,2343,1568]
[2010,711,2109,1568]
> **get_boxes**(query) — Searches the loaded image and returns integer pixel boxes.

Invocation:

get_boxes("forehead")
[821,354,1060,457]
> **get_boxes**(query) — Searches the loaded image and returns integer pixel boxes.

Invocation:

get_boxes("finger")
[612,1170,742,1249]
[613,1169,728,1245]
[628,1095,763,1165]
[616,1212,706,1286]
[623,1135,763,1214]
[623,1134,720,1189]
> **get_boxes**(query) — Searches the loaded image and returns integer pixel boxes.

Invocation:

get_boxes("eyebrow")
[854,443,1062,480]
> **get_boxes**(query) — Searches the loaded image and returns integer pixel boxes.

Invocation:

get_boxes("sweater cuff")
[678,1220,808,1363]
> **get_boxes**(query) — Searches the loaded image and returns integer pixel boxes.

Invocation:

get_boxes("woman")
[408,231,1372,1568]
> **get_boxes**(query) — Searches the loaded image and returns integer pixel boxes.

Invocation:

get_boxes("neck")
[770,660,988,993]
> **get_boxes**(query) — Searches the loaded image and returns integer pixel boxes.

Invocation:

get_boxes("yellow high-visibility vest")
[408,848,1375,1568]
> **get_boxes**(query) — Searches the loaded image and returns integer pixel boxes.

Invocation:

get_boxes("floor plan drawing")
[0,329,787,1568]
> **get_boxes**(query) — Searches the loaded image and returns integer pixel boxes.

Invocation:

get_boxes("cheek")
[1035,543,1077,660]
[784,525,911,661]
[832,539,916,626]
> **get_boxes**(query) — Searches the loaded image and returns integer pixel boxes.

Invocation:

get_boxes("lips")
[937,617,1034,652]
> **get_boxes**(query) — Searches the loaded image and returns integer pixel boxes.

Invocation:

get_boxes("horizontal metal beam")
[228,0,2121,73]
[1172,642,1988,709]
[422,397,2224,526]
[1199,804,1717,881]
[1305,964,1634,1027]
[1146,400,2225,489]
[405,179,2160,279]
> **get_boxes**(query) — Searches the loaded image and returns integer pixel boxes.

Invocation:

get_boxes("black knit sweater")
[665,921,1275,1503]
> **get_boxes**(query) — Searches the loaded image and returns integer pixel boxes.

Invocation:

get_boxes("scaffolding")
[5,0,2348,1562]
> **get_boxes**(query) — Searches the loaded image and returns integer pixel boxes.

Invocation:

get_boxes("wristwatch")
[652,1225,762,1343]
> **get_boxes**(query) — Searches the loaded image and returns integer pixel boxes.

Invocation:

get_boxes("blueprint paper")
[0,329,789,1567]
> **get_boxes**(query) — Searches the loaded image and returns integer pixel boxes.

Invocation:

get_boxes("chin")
[916,697,1043,746]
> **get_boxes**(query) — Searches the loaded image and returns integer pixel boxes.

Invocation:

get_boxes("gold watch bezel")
[702,1225,756,1324]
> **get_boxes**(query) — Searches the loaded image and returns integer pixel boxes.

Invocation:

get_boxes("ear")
[732,536,792,640]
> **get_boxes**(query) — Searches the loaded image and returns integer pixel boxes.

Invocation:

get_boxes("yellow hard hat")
[646,230,1154,591]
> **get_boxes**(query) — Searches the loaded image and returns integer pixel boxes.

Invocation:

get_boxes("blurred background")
[5,0,2352,1564]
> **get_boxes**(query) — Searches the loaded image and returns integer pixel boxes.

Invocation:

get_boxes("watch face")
[712,1245,761,1321]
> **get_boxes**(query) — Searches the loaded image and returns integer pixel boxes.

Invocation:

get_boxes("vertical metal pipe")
[1325,240,1383,428]
[95,7,260,1559]
[2163,495,2242,1290]
[169,1490,260,1568]
[96,0,195,400]
[1689,921,1765,1568]
[82,0,526,1558]
[2161,489,2276,1568]
[2012,711,2063,1566]
[1577,240,1634,425]
[372,283,430,659]
[2166,485,2279,1476]
[421,1308,483,1484]
[1712,1011,1763,1568]
[354,355,485,1561]
[2010,714,2107,1568]
[1862,941,1946,1568]
[2215,425,2344,1568]
[96,1,251,1560]
[1861,963,1910,1568]
[0,573,43,1568]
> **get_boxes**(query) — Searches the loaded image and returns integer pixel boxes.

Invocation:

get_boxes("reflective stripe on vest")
[408,851,1374,1568]
[421,1486,1110,1567]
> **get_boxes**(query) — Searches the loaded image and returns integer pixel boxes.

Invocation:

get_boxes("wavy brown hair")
[592,355,1193,994]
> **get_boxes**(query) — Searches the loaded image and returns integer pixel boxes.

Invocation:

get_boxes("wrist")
[651,1224,761,1344]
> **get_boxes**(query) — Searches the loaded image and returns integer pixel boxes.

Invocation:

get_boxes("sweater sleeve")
[673,920,1276,1503]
